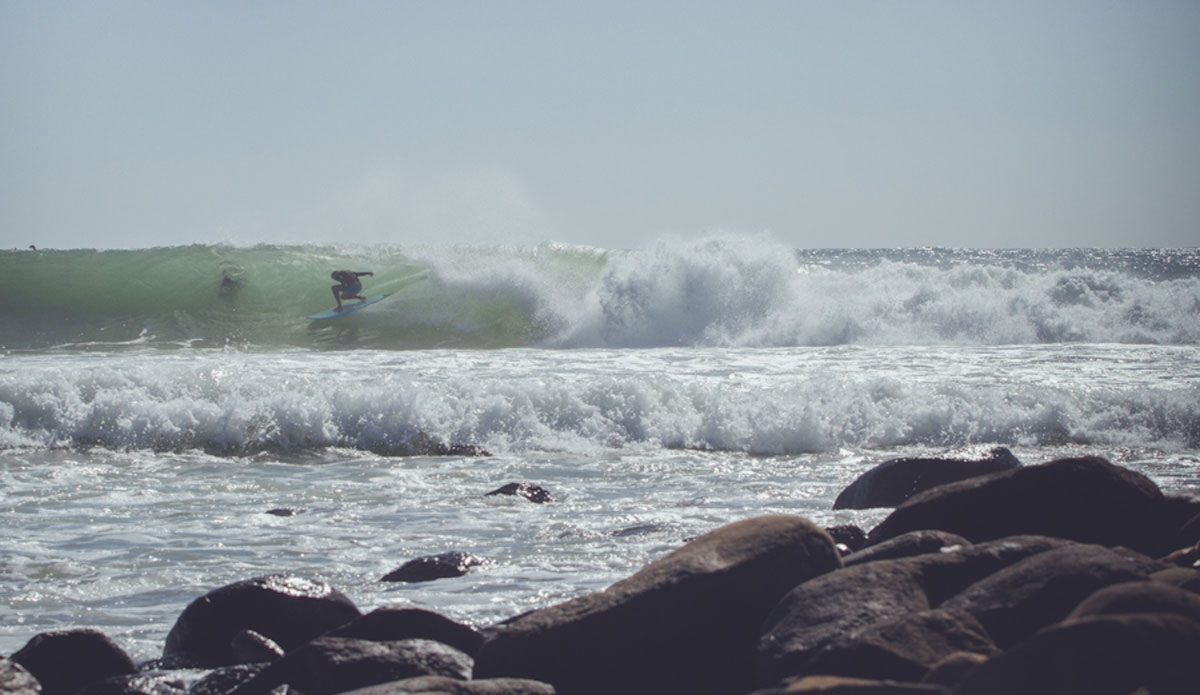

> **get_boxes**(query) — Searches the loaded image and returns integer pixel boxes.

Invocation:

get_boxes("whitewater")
[2,237,1198,661]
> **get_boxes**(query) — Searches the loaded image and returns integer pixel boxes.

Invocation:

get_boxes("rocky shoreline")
[4,454,1199,695]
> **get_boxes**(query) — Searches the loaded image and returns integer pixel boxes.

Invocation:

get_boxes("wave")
[2,239,1198,350]
[2,348,1196,456]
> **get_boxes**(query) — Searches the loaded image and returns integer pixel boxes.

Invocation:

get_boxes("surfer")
[331,270,374,310]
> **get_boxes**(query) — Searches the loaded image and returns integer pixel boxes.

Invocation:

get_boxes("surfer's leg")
[332,285,344,310]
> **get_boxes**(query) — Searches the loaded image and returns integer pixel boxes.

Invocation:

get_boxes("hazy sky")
[3,1,1198,250]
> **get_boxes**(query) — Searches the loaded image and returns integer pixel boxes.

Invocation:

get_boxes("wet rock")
[229,631,284,664]
[485,483,553,504]
[228,638,472,695]
[264,509,304,517]
[825,525,868,554]
[954,613,1200,695]
[866,457,1171,556]
[474,515,843,695]
[757,536,1069,687]
[843,531,970,567]
[162,575,362,668]
[938,543,1164,648]
[1150,566,1200,592]
[919,651,987,688]
[11,629,136,695]
[323,607,484,658]
[77,672,188,695]
[380,552,483,583]
[834,447,1021,510]
[1067,580,1200,622]
[0,657,41,695]
[187,664,267,695]
[340,675,556,695]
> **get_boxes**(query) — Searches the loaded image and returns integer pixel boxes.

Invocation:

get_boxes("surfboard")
[306,293,391,320]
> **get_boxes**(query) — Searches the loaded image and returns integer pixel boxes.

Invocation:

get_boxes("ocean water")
[2,238,1199,662]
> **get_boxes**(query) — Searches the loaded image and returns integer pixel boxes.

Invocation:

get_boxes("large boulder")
[474,515,843,695]
[953,613,1200,695]
[323,607,484,657]
[11,629,136,695]
[937,543,1164,648]
[867,457,1171,555]
[228,638,472,695]
[162,575,362,667]
[757,536,1069,687]
[1066,580,1200,621]
[834,448,1020,510]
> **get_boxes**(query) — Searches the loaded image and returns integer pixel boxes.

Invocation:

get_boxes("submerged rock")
[485,483,554,504]
[381,552,484,583]
[474,515,842,695]
[834,447,1021,510]
[162,575,362,668]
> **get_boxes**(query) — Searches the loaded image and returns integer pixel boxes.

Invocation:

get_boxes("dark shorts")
[341,283,362,296]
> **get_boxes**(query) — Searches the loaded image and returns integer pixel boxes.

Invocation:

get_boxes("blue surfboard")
[306,293,391,320]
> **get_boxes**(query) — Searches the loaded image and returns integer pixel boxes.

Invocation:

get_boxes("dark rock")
[843,531,970,567]
[380,552,483,583]
[0,657,41,695]
[1150,567,1200,592]
[12,629,136,695]
[228,638,472,695]
[1067,580,1200,622]
[474,515,843,695]
[1162,539,1200,567]
[825,525,868,554]
[1162,492,1200,547]
[264,509,304,517]
[833,448,1020,510]
[938,543,1164,648]
[954,613,1200,695]
[339,675,556,695]
[162,575,362,668]
[799,609,998,683]
[919,652,987,688]
[77,672,188,695]
[322,607,484,658]
[485,483,553,504]
[757,536,1070,687]
[229,631,284,664]
[866,457,1171,556]
[611,522,668,538]
[187,664,267,695]
[752,675,948,693]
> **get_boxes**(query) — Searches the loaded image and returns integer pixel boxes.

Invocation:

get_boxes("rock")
[1150,566,1200,592]
[228,638,472,695]
[798,609,998,683]
[954,613,1200,695]
[0,657,41,695]
[825,525,868,554]
[323,607,485,657]
[843,531,970,568]
[1067,580,1200,622]
[866,457,1171,556]
[1162,492,1200,547]
[11,629,136,695]
[834,448,1021,510]
[76,672,188,695]
[187,664,267,695]
[380,552,484,583]
[937,543,1164,648]
[162,575,362,668]
[919,652,987,688]
[264,508,304,517]
[340,675,556,695]
[474,515,843,695]
[1162,540,1200,568]
[229,630,284,663]
[753,675,948,693]
[757,536,1070,687]
[485,483,553,504]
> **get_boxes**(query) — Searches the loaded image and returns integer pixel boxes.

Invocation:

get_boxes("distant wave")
[1,240,1197,350]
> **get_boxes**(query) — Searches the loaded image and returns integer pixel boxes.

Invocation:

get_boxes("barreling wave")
[2,239,1197,351]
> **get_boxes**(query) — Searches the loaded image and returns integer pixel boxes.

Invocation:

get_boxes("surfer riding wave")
[331,270,373,310]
